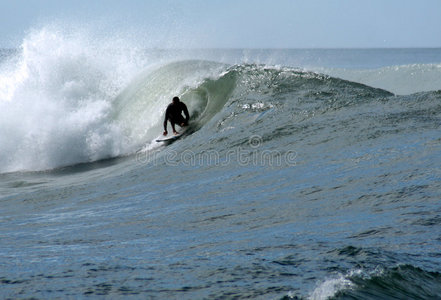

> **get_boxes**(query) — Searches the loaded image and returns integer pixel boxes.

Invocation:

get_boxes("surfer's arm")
[163,108,169,135]
[183,103,190,124]
[163,118,168,131]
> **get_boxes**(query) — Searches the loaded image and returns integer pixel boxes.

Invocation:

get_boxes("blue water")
[1,27,441,299]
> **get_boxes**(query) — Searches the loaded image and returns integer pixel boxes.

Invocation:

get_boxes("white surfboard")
[156,128,187,143]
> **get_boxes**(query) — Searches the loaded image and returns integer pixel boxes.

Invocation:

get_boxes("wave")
[0,51,422,174]
[0,26,389,174]
[307,265,441,300]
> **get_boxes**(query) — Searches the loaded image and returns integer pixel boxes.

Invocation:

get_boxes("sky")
[0,0,440,48]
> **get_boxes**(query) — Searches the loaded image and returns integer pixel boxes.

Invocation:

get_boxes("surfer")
[163,96,190,136]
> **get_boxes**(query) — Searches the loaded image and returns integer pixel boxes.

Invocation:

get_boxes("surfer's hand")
[180,122,186,127]
[163,131,167,136]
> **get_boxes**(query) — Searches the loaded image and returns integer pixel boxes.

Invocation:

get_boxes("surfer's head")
[172,96,180,104]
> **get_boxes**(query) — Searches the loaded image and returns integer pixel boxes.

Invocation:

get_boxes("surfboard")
[156,128,187,143]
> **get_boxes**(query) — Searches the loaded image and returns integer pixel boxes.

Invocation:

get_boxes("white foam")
[0,25,148,173]
[309,272,356,300]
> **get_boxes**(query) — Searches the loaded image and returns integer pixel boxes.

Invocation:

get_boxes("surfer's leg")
[176,115,186,127]
[170,121,178,134]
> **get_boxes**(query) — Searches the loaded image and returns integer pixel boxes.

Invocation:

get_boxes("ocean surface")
[1,28,441,299]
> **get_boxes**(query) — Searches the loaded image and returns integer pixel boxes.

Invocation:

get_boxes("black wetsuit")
[163,101,190,131]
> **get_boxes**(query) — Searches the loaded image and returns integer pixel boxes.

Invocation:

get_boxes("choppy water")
[1,26,441,299]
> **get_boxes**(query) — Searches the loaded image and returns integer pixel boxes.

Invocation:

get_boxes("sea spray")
[0,25,148,172]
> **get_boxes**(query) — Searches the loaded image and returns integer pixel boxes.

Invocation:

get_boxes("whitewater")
[1,26,441,299]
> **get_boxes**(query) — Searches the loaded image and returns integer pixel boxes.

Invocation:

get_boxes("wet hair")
[172,96,180,103]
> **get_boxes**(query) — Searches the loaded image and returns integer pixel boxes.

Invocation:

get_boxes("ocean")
[1,27,441,299]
